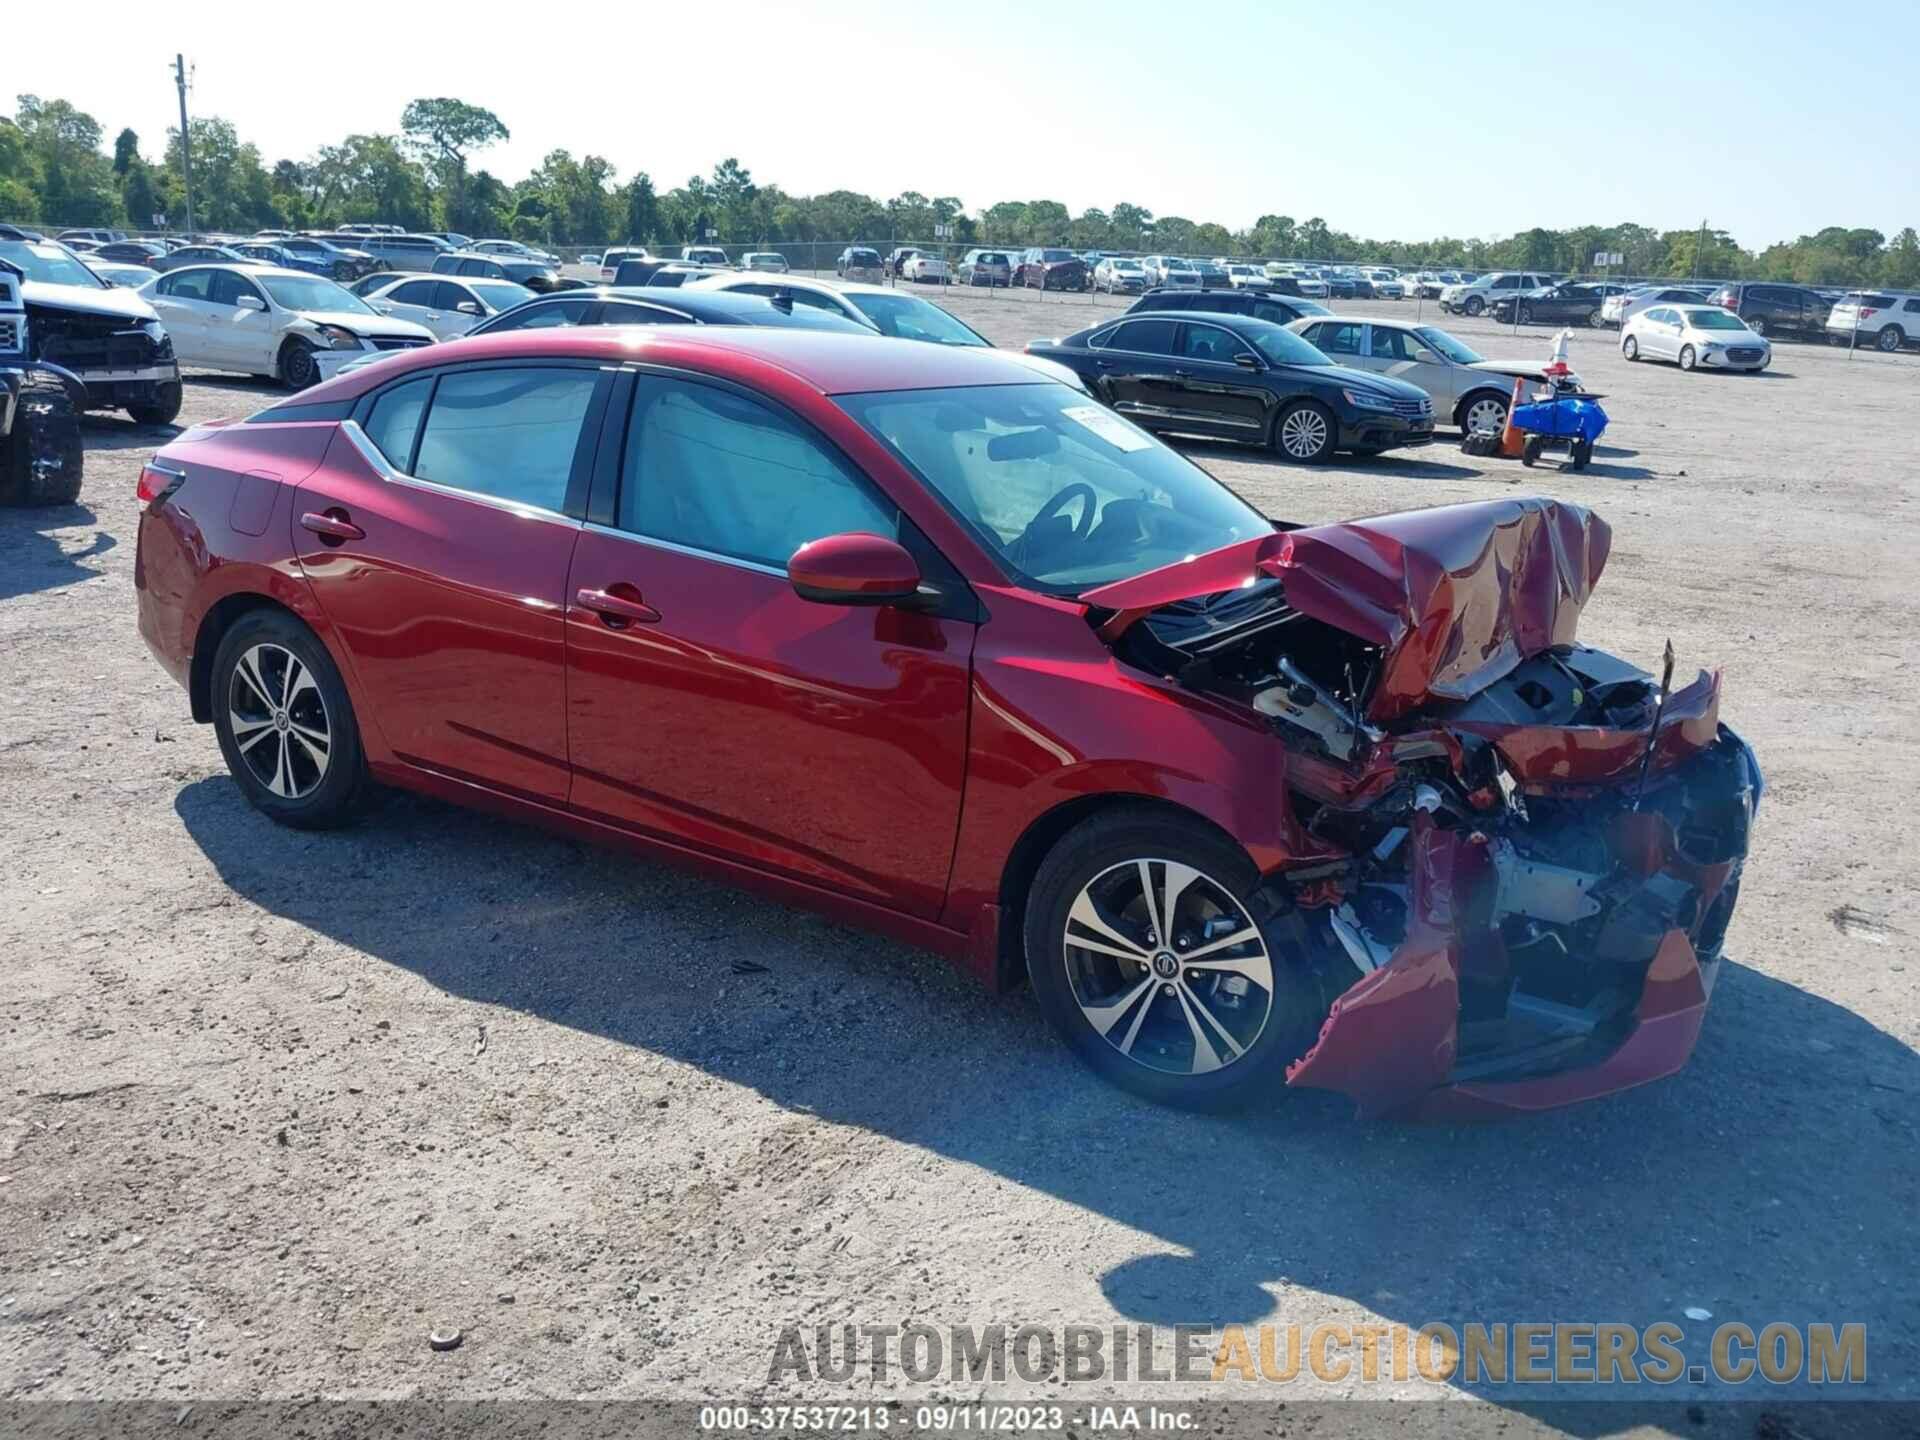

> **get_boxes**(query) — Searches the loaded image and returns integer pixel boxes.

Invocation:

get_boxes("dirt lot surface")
[3,282,1917,1428]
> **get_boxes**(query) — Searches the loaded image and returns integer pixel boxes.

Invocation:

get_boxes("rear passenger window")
[600,302,689,324]
[411,367,599,513]
[363,376,433,468]
[1109,319,1177,354]
[486,299,589,332]
[617,377,896,570]
[1316,322,1364,356]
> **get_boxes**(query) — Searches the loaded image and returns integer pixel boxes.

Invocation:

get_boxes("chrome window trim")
[579,519,790,581]
[338,419,581,527]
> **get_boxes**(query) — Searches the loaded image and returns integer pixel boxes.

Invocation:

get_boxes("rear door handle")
[575,586,661,626]
[300,510,364,543]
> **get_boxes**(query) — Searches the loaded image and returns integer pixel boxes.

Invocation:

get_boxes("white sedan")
[140,265,436,387]
[1620,303,1770,372]
[363,274,535,339]
[903,253,950,283]
[687,273,1088,389]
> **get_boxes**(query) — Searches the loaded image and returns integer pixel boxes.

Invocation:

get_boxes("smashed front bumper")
[1285,728,1761,1119]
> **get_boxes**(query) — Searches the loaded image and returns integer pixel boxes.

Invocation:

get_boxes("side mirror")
[457,300,482,316]
[236,294,266,312]
[1234,352,1263,370]
[788,532,922,607]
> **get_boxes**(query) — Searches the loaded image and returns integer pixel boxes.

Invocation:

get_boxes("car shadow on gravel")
[173,777,1920,1411]
[0,501,115,600]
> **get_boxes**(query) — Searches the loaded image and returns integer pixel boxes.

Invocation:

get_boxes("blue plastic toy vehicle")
[1511,391,1609,471]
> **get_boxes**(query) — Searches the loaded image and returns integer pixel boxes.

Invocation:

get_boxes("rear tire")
[1587,307,1606,328]
[1516,302,1533,324]
[127,380,183,428]
[211,610,369,829]
[1023,808,1324,1111]
[1570,437,1594,471]
[1521,435,1545,468]
[1747,316,1767,338]
[0,385,84,508]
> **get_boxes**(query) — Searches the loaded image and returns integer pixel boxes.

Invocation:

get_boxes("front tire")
[278,338,320,390]
[1623,335,1640,361]
[1679,344,1697,371]
[1464,295,1485,317]
[1023,809,1322,1110]
[1458,391,1509,434]
[1273,401,1336,463]
[127,380,183,428]
[211,610,369,829]
[1516,302,1533,324]
[0,384,84,507]
[1877,325,1905,352]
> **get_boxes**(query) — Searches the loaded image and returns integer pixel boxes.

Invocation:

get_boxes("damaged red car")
[133,328,1761,1117]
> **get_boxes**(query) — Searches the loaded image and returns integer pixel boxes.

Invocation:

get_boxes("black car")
[1191,261,1233,291]
[1489,282,1625,327]
[1027,311,1434,462]
[468,286,875,337]
[91,240,168,268]
[1128,287,1330,326]
[1703,282,1833,340]
[610,260,727,289]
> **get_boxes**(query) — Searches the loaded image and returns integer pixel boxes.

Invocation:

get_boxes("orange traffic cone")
[1497,376,1529,458]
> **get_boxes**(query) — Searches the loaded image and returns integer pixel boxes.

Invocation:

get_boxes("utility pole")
[172,54,195,237]
[1688,216,1708,281]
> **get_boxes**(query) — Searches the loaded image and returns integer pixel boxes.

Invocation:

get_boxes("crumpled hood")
[292,309,435,341]
[23,280,160,324]
[1083,497,1611,723]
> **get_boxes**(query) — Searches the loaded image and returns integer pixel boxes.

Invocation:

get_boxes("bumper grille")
[0,318,19,354]
[1389,397,1432,418]
[1727,347,1765,363]
[371,336,430,351]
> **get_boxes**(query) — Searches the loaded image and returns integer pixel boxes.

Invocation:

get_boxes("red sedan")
[134,328,1761,1117]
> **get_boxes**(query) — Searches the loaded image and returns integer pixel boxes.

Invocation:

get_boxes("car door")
[1164,322,1269,436]
[429,281,483,339]
[1645,307,1679,359]
[373,277,443,332]
[145,270,213,362]
[561,370,975,917]
[1086,318,1183,424]
[291,362,609,802]
[1365,325,1457,409]
[205,268,276,371]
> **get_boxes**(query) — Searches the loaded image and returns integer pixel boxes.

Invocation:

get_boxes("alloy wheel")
[1279,406,1330,460]
[227,642,331,800]
[1062,859,1273,1076]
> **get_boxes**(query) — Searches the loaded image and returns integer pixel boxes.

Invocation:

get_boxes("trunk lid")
[1083,497,1612,723]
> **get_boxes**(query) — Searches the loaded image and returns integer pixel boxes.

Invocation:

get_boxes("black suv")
[1126,287,1328,326]
[1704,282,1831,340]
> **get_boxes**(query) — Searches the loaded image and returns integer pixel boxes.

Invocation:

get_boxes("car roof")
[297,327,1052,406]
[159,262,306,279]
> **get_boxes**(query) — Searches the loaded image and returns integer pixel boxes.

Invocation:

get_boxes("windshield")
[1166,258,1195,271]
[470,281,534,311]
[258,274,374,314]
[1414,326,1483,364]
[0,241,108,289]
[1684,308,1748,331]
[847,293,989,346]
[837,383,1271,591]
[503,262,553,281]
[1114,260,1142,271]
[1040,250,1074,262]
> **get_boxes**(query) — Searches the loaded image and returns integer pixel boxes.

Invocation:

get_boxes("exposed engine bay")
[1093,498,1762,1112]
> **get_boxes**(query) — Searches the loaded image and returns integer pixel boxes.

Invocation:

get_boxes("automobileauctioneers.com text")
[768,1320,1865,1387]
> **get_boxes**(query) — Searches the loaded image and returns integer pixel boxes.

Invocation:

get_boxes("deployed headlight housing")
[315,324,363,350]
[140,320,167,343]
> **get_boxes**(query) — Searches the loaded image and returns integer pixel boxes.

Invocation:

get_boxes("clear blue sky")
[10,0,1916,246]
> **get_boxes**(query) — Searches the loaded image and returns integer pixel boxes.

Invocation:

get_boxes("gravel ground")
[2,281,1917,1430]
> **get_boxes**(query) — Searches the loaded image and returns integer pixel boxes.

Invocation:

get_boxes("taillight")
[137,461,184,507]
[1860,307,1877,319]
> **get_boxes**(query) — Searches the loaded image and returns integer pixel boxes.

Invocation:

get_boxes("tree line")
[4,92,1918,288]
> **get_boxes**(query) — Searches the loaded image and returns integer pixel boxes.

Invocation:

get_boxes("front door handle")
[300,510,364,543]
[575,586,661,626]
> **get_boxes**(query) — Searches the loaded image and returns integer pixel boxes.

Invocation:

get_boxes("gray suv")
[956,249,1013,287]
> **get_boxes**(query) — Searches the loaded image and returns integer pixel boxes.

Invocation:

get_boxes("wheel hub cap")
[228,642,331,800]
